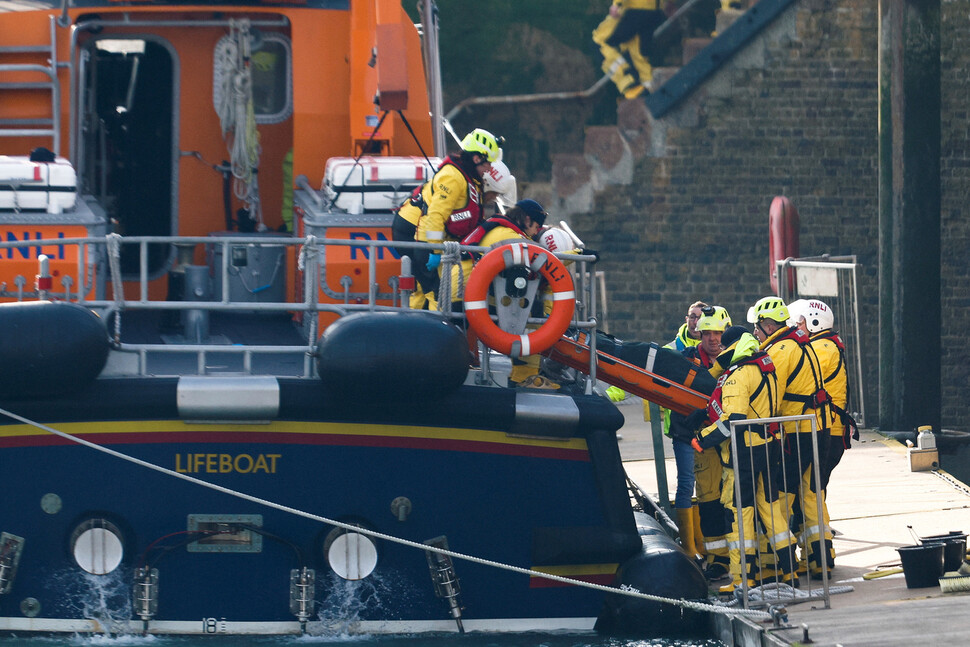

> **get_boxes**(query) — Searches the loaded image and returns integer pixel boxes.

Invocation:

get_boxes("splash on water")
[47,567,134,636]
[310,570,417,637]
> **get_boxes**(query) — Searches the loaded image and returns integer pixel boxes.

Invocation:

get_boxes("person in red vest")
[392,128,501,309]
[690,325,799,592]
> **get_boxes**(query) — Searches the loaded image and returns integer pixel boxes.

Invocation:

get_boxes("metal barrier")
[776,255,865,427]
[728,413,831,611]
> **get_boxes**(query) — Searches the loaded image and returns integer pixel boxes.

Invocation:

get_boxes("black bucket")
[920,532,968,572]
[897,543,945,588]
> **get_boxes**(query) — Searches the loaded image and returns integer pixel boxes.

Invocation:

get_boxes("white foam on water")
[309,570,416,638]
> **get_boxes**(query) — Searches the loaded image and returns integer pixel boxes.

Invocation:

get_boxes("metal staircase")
[0,15,61,153]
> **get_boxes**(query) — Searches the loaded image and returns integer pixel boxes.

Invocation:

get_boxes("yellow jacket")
[446,224,526,304]
[811,331,847,439]
[697,352,778,462]
[416,162,482,244]
[761,326,825,433]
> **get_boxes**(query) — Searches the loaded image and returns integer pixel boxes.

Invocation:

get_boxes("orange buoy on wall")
[768,196,800,294]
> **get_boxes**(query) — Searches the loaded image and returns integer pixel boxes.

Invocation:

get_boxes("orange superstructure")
[0,0,432,304]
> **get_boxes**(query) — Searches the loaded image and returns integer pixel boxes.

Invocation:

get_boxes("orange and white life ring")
[464,242,575,357]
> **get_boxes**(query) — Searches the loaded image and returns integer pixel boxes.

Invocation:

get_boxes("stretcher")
[542,335,710,415]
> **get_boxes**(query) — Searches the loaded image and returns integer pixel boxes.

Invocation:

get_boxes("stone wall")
[566,0,886,424]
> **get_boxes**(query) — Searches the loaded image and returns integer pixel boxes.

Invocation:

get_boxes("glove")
[684,407,708,431]
[582,248,600,264]
[426,253,441,271]
[605,386,626,402]
[691,437,703,453]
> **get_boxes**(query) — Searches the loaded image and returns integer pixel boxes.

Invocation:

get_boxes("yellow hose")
[862,567,903,580]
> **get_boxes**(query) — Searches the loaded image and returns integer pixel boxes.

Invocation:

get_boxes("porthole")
[69,518,124,575]
[323,528,378,581]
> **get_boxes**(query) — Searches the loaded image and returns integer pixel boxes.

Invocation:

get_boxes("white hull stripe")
[0,616,598,636]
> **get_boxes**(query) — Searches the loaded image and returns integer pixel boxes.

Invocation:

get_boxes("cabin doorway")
[79,37,175,276]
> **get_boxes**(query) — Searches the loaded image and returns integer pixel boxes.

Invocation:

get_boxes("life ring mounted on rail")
[463,242,575,357]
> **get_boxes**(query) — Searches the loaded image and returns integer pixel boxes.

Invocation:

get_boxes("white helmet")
[786,299,809,329]
[482,160,517,208]
[538,227,575,254]
[803,299,834,333]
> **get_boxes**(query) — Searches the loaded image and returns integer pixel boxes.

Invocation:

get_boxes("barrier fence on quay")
[729,413,831,611]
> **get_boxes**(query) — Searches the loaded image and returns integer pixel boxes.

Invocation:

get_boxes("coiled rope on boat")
[214,18,263,228]
[0,406,770,621]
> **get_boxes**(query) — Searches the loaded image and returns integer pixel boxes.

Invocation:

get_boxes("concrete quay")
[615,397,970,647]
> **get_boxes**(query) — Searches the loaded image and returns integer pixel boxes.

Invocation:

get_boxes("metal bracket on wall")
[646,0,798,119]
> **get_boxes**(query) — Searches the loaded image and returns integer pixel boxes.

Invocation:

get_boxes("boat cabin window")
[212,33,292,124]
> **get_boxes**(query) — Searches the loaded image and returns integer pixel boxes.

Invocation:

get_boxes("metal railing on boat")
[0,233,601,379]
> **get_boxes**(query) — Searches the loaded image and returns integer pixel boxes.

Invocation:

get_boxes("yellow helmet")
[697,305,732,332]
[746,296,789,324]
[460,128,501,162]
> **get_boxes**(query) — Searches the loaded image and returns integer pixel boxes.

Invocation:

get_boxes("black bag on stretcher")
[593,333,716,396]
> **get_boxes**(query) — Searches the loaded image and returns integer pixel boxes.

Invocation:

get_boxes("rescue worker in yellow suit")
[688,325,799,593]
[748,296,833,580]
[786,299,857,488]
[788,298,858,571]
[392,128,501,309]
[457,200,553,388]
[592,0,666,99]
[454,199,546,305]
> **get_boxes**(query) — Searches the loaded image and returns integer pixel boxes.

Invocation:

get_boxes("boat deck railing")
[0,233,601,378]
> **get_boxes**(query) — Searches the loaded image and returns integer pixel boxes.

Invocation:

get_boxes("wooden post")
[878,0,941,431]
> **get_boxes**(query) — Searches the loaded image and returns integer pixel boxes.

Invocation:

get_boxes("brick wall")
[569,0,888,424]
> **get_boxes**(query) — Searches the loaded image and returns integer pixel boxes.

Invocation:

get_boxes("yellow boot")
[691,504,706,557]
[675,508,700,560]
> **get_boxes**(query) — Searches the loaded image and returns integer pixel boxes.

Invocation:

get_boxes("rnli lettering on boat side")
[0,230,70,260]
[347,231,401,260]
[175,453,281,474]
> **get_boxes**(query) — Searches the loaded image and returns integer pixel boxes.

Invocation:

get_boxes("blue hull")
[0,379,638,633]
